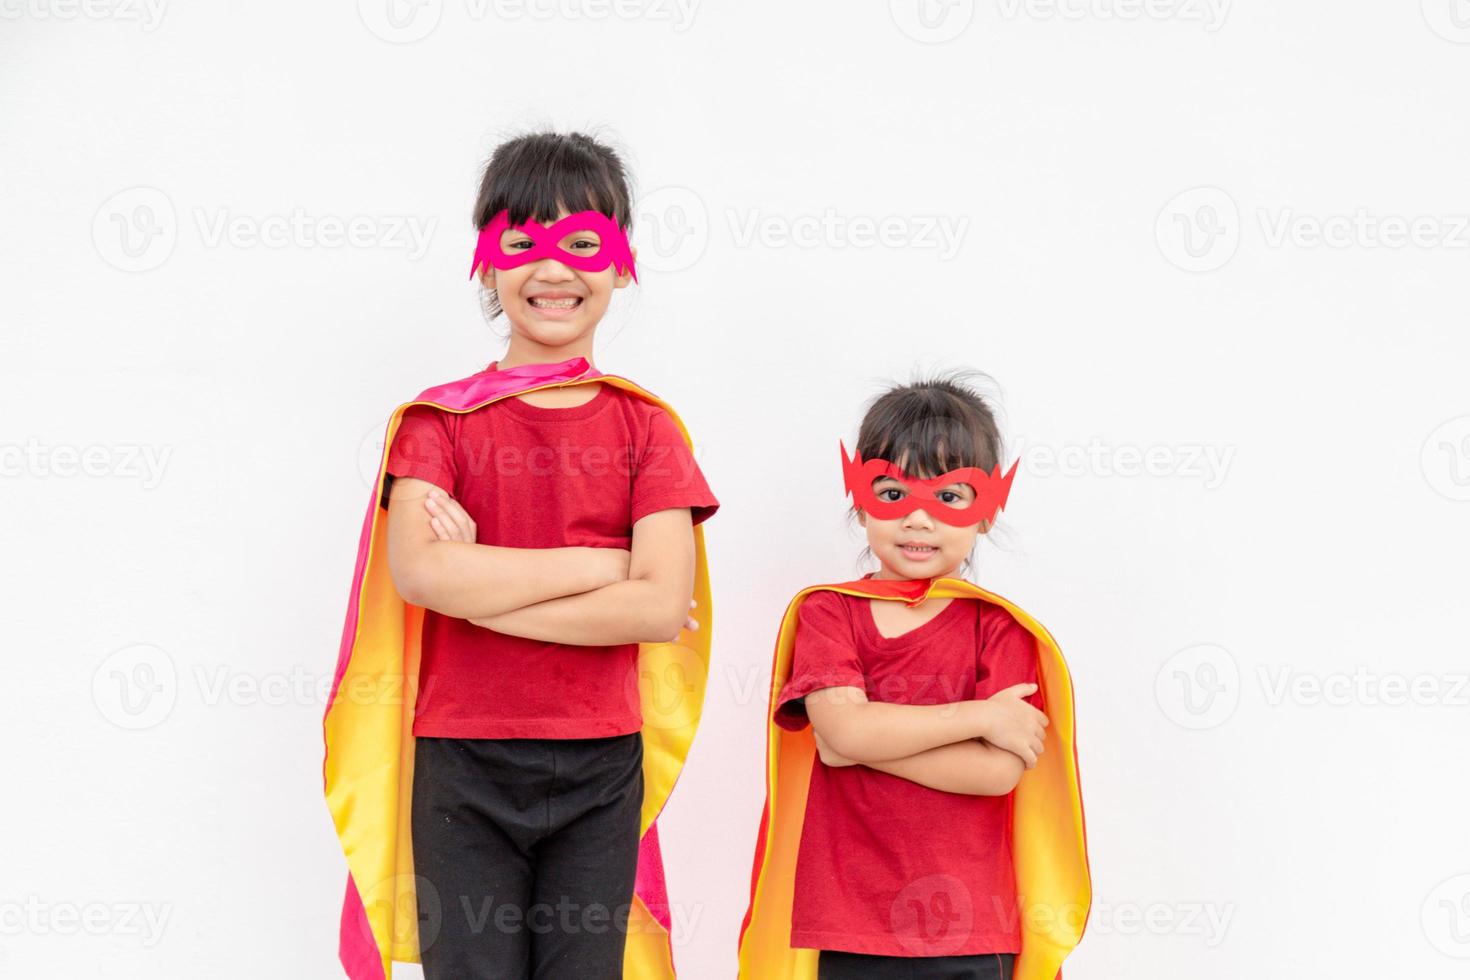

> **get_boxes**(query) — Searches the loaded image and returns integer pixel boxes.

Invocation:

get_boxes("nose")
[531,257,576,282]
[902,507,934,529]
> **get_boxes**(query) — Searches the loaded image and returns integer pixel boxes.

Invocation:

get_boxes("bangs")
[475,133,632,231]
[866,414,993,478]
[855,373,1003,479]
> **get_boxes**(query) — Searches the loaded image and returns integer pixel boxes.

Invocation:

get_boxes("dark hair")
[849,367,1007,576]
[471,130,635,321]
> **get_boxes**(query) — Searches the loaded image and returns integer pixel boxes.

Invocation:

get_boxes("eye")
[501,232,533,251]
[564,235,601,253]
[878,488,905,503]
[938,485,974,507]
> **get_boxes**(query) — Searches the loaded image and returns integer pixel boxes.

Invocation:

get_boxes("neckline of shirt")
[854,582,968,647]
[491,364,615,421]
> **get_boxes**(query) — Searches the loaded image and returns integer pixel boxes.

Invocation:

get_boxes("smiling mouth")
[528,296,582,311]
[899,544,937,558]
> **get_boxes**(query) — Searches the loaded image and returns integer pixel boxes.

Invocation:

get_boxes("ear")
[477,267,496,290]
[856,508,867,528]
[614,245,637,289]
[976,518,992,534]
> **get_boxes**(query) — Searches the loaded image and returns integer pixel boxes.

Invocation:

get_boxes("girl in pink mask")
[739,370,1091,980]
[325,131,719,980]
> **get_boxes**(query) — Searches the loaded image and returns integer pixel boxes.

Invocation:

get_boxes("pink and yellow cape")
[737,576,1092,980]
[322,356,713,979]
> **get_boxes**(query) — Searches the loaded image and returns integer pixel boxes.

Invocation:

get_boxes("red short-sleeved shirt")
[774,579,1042,957]
[384,376,718,739]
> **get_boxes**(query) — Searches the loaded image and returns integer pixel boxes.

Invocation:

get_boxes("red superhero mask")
[469,210,638,282]
[840,440,1019,527]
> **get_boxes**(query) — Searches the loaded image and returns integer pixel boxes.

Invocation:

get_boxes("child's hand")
[812,729,858,767]
[980,683,1049,769]
[424,488,476,543]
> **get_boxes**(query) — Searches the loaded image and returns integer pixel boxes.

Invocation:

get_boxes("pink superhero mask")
[840,440,1019,527]
[469,210,638,282]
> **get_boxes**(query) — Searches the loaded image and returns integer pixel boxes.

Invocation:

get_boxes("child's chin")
[511,318,593,346]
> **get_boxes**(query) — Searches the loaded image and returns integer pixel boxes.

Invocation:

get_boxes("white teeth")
[530,297,579,309]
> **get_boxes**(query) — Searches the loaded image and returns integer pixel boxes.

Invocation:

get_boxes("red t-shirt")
[773,580,1043,957]
[384,375,719,739]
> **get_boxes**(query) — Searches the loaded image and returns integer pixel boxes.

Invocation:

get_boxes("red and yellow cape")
[322,356,713,979]
[738,576,1091,979]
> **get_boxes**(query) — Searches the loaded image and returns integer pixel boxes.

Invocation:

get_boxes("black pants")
[410,732,644,980]
[819,949,1016,980]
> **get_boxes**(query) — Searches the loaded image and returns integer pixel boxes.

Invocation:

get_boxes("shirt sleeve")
[773,592,869,732]
[975,605,1043,711]
[631,408,720,527]
[382,404,457,507]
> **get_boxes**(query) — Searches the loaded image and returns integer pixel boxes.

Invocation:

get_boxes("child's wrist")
[966,699,994,740]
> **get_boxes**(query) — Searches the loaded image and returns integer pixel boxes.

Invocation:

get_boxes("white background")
[3,1,1470,977]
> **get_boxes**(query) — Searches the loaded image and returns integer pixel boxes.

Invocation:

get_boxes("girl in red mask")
[739,370,1090,980]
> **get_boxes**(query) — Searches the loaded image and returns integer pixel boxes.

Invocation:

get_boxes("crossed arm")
[384,475,697,646]
[802,682,1047,797]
